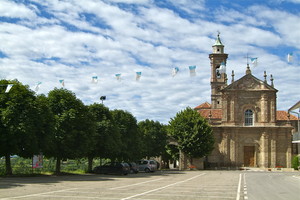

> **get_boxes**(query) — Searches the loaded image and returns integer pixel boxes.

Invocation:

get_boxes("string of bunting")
[3,52,296,92]
[54,66,197,88]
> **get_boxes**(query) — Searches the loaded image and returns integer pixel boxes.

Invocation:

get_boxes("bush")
[0,157,98,176]
[292,156,299,170]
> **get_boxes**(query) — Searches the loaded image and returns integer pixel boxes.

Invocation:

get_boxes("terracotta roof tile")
[197,110,298,121]
[197,109,222,119]
[194,102,211,110]
[277,110,298,121]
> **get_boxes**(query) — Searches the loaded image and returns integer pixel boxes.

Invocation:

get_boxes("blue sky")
[0,0,299,124]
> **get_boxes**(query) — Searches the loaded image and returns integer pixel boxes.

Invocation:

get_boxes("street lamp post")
[100,96,106,104]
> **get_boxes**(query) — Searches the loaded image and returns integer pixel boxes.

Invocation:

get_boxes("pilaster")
[179,149,187,170]
[230,98,235,122]
[230,133,236,165]
[286,131,292,168]
[222,95,228,123]
[260,132,269,168]
[261,94,268,123]
[270,133,277,168]
[222,132,230,165]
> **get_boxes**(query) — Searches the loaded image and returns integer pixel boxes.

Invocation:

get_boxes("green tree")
[0,80,40,175]
[292,156,299,170]
[34,94,55,157]
[161,143,180,169]
[111,109,142,161]
[47,88,95,174]
[138,119,168,158]
[86,103,121,172]
[168,107,214,162]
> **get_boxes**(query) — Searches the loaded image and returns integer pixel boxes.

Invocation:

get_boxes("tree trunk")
[87,156,93,173]
[5,154,12,175]
[55,157,61,174]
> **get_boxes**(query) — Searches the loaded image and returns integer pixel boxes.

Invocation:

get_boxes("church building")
[194,34,298,169]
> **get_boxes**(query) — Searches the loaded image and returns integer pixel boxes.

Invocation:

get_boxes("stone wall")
[206,126,293,169]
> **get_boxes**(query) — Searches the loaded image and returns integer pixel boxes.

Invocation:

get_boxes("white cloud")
[167,0,205,14]
[108,0,151,4]
[0,0,37,19]
[249,6,300,48]
[0,0,299,124]
[270,0,300,3]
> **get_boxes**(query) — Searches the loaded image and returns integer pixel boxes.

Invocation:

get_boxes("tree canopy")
[168,107,214,159]
[47,88,96,173]
[0,80,46,175]
[86,103,121,170]
[138,119,168,158]
[1,79,213,175]
[111,109,142,161]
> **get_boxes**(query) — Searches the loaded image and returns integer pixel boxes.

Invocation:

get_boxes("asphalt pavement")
[0,170,299,200]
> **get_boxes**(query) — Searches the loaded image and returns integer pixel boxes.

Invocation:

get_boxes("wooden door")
[244,146,255,167]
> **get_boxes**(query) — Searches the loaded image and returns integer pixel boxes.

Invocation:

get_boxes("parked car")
[93,162,130,175]
[128,162,139,174]
[138,160,157,172]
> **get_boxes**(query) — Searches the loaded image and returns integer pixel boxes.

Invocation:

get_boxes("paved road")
[0,170,299,200]
[245,171,300,200]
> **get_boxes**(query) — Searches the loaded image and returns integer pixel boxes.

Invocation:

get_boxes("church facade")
[194,35,297,169]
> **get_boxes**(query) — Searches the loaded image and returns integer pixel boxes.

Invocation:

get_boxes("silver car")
[138,160,157,172]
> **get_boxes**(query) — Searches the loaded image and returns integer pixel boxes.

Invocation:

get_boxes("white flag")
[5,84,13,93]
[115,74,121,81]
[219,62,226,74]
[288,53,293,62]
[189,66,196,77]
[136,72,141,81]
[59,79,65,87]
[172,67,179,77]
[35,82,42,92]
[92,76,98,83]
[250,57,258,67]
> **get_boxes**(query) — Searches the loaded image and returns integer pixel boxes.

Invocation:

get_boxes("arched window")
[245,109,253,126]
[216,65,221,79]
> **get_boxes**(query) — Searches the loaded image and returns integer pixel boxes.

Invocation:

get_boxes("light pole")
[100,96,106,104]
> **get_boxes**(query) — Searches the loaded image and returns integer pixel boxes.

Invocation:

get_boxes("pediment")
[223,74,277,91]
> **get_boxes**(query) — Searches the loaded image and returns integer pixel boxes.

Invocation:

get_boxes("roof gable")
[223,73,277,92]
[194,102,211,110]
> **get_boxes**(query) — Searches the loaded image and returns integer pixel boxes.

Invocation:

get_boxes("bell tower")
[209,33,228,109]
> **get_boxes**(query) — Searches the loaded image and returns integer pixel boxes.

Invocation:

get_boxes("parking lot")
[0,170,299,200]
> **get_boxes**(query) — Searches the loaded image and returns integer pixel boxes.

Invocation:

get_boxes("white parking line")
[110,178,164,190]
[236,173,242,200]
[292,175,300,180]
[120,173,206,200]
[0,188,78,200]
[243,173,248,200]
